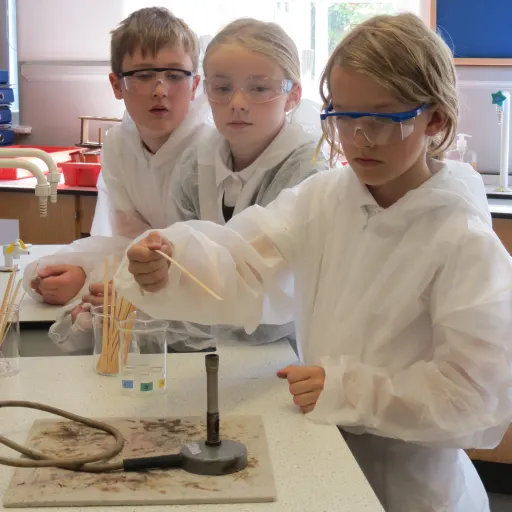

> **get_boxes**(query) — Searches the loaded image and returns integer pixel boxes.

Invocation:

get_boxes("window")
[124,0,430,99]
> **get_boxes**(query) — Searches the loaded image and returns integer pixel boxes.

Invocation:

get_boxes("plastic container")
[0,129,15,146]
[445,133,477,170]
[0,87,14,105]
[59,161,101,187]
[0,107,12,124]
[0,145,78,180]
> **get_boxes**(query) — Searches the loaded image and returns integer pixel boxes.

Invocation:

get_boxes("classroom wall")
[457,67,512,174]
[16,0,125,146]
[0,0,8,70]
[13,0,512,175]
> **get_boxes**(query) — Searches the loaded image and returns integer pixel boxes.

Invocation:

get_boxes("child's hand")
[71,303,89,324]
[277,365,326,414]
[31,265,86,305]
[127,232,173,292]
[82,282,112,307]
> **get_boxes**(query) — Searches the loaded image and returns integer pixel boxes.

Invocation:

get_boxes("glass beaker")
[118,313,168,396]
[0,304,20,377]
[91,304,119,376]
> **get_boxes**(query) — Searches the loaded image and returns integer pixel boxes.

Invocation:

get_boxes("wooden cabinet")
[493,218,512,254]
[467,217,512,465]
[0,191,97,244]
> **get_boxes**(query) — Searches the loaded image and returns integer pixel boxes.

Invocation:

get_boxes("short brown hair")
[110,7,200,75]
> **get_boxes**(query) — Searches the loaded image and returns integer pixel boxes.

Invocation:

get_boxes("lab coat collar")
[214,140,255,187]
[120,94,210,170]
[345,159,491,231]
[205,121,317,187]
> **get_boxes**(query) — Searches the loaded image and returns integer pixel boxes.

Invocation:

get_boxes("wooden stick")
[0,267,16,314]
[0,267,16,344]
[96,259,111,374]
[0,279,22,347]
[154,250,222,301]
[121,307,136,366]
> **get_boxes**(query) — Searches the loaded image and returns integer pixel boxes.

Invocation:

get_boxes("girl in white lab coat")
[169,18,328,348]
[116,12,512,512]
[35,17,327,354]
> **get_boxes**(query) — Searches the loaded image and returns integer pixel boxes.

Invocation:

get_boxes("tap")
[0,148,59,217]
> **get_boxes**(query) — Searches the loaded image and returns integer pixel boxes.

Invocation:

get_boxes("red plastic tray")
[0,145,78,180]
[59,161,101,187]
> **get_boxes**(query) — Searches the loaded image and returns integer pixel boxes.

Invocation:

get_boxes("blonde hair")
[110,7,200,75]
[203,18,301,84]
[319,12,458,164]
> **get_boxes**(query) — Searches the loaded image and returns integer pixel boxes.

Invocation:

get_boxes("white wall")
[16,0,126,145]
[457,67,512,174]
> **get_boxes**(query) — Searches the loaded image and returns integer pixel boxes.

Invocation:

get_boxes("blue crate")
[0,129,15,145]
[0,87,14,105]
[0,107,12,124]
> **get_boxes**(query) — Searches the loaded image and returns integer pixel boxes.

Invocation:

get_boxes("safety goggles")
[320,104,428,146]
[204,77,293,104]
[119,67,194,95]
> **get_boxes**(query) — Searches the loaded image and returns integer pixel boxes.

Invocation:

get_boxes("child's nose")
[152,79,169,98]
[230,89,249,110]
[353,127,373,148]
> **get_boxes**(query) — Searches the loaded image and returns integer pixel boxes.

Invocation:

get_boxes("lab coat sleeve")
[310,229,512,449]
[115,176,323,331]
[48,301,94,354]
[22,236,131,304]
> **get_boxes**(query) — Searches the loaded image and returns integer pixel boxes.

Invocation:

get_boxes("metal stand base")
[180,439,248,476]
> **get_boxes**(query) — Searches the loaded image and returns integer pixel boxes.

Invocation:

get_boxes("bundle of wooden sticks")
[0,266,22,349]
[95,257,135,375]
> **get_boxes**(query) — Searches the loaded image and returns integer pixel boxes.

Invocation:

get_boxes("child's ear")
[424,109,447,137]
[109,73,124,100]
[285,83,302,113]
[190,75,201,101]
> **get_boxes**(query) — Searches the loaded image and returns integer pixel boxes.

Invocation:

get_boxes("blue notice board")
[436,0,512,64]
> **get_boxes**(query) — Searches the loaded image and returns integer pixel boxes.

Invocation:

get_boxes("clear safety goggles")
[119,67,194,95]
[204,77,293,104]
[320,104,428,147]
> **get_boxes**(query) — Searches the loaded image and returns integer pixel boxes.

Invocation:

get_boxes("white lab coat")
[91,94,210,237]
[116,159,512,511]
[171,119,328,347]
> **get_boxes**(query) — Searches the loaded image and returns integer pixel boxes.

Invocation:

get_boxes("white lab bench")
[0,343,384,512]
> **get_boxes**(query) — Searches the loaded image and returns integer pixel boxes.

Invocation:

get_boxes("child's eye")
[214,85,232,93]
[133,72,155,81]
[166,72,186,81]
[252,86,270,92]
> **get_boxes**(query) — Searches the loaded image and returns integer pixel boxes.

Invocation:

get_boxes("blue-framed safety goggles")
[320,104,429,147]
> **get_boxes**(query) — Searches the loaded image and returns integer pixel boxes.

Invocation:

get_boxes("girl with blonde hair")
[167,17,328,349]
[118,13,512,511]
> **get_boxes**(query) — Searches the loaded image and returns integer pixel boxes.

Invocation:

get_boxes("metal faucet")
[0,148,59,217]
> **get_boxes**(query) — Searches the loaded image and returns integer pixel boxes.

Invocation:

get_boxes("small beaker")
[0,305,20,377]
[118,313,168,396]
[91,304,119,376]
